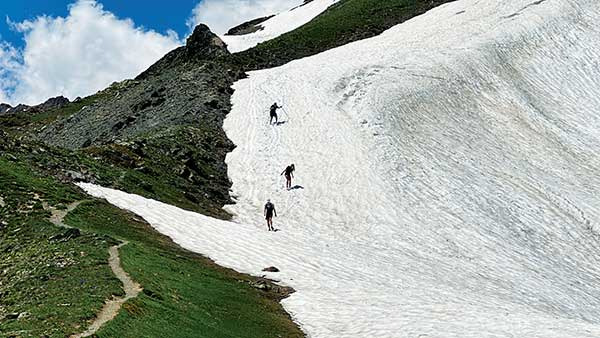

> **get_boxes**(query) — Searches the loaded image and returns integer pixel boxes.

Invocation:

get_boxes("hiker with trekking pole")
[269,102,283,125]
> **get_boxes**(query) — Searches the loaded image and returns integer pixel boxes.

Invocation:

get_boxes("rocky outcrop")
[36,96,70,111]
[138,24,231,80]
[0,103,11,115]
[40,25,235,150]
[225,15,275,36]
[185,24,229,59]
[8,104,31,114]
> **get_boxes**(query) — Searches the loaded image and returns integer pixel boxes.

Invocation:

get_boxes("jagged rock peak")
[38,96,70,110]
[0,103,11,115]
[0,96,70,116]
[185,24,229,58]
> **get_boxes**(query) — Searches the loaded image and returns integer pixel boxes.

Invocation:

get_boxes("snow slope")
[221,0,339,53]
[80,0,600,337]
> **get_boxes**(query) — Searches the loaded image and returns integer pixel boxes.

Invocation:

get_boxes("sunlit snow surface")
[221,0,339,53]
[79,0,600,337]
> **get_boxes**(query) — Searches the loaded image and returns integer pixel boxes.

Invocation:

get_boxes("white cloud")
[0,42,21,103]
[189,0,303,35]
[0,0,181,105]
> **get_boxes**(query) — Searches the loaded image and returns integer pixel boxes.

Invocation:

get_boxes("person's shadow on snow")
[289,185,304,190]
[275,121,287,126]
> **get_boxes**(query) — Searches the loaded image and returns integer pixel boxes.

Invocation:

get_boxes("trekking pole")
[282,107,290,121]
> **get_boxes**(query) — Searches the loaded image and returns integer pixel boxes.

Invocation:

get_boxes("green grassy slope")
[66,201,303,338]
[0,157,122,337]
[0,153,302,337]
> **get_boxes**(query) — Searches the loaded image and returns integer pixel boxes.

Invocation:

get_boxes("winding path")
[45,202,142,337]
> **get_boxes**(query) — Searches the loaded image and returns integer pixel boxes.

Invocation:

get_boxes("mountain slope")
[0,0,467,336]
[9,0,457,218]
[81,0,600,337]
[29,25,241,218]
[221,0,340,53]
[233,0,456,70]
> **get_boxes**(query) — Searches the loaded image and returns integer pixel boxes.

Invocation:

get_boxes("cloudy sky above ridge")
[0,0,299,105]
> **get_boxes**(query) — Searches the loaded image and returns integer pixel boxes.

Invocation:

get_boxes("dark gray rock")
[36,96,70,111]
[262,266,280,272]
[251,280,271,291]
[0,103,11,115]
[6,313,19,320]
[0,96,68,117]
[65,170,86,181]
[49,228,81,241]
[185,24,229,59]
[9,104,31,114]
[225,15,275,36]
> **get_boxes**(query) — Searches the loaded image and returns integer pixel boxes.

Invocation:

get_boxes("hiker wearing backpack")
[281,164,295,190]
[264,199,277,231]
[270,102,282,125]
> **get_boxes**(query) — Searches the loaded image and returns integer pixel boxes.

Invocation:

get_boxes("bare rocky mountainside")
[9,25,244,218]
[41,25,238,149]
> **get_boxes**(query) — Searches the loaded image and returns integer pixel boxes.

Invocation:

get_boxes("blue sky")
[0,0,296,105]
[0,1,198,49]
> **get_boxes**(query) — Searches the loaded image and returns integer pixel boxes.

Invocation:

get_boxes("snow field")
[221,0,339,53]
[80,0,600,337]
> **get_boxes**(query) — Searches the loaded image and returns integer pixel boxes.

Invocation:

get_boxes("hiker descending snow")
[270,102,282,125]
[264,199,277,231]
[281,164,295,190]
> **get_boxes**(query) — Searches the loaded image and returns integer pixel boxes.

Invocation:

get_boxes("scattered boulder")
[143,288,164,300]
[49,228,81,242]
[6,312,19,320]
[251,280,271,291]
[64,170,86,182]
[262,266,280,272]
[204,99,221,109]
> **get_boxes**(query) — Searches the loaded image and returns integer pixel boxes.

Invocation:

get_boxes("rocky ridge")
[0,96,70,116]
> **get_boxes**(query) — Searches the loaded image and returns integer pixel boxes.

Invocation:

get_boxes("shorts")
[265,212,273,220]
